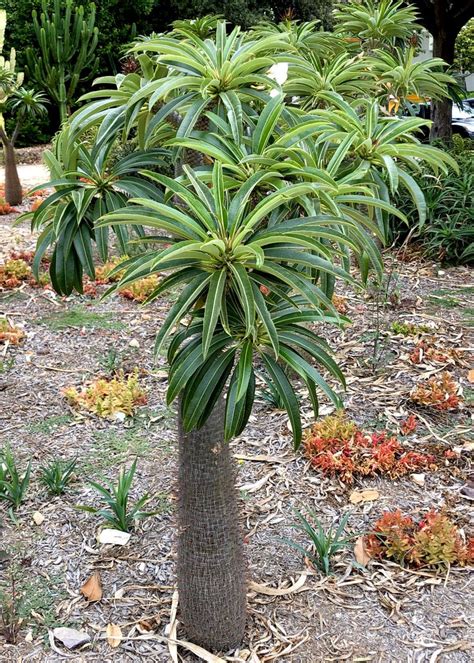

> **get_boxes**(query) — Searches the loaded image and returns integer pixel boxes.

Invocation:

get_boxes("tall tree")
[411,0,474,140]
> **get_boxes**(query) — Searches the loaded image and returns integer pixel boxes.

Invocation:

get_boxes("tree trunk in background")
[412,0,474,142]
[430,29,456,142]
[177,396,247,650]
[3,141,22,205]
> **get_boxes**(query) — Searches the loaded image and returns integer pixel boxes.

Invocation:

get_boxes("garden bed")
[0,213,473,662]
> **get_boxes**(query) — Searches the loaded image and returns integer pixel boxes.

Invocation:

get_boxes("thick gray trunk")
[3,141,22,206]
[177,396,246,650]
[430,27,456,143]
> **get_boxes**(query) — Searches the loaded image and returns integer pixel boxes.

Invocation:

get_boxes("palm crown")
[28,3,457,445]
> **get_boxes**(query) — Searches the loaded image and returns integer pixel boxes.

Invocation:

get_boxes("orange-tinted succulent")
[366,509,473,568]
[411,372,462,411]
[304,412,435,484]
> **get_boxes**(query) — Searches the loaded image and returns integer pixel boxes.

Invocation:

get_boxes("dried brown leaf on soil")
[105,623,122,648]
[354,536,371,567]
[249,572,308,596]
[349,489,380,504]
[80,572,103,602]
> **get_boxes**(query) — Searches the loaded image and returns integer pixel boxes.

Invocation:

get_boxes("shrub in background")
[411,372,462,411]
[393,136,474,265]
[63,370,147,418]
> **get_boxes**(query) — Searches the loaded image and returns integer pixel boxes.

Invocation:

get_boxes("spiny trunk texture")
[177,396,246,651]
[3,141,22,206]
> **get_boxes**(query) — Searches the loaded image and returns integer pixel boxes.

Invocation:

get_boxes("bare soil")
[0,186,473,662]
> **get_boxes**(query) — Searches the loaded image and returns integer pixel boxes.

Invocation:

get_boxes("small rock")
[411,473,425,486]
[98,529,131,546]
[32,511,45,526]
[111,411,126,423]
[53,627,91,650]
[129,339,140,348]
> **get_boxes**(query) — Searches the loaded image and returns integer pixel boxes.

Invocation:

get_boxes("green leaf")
[202,269,227,359]
[261,353,302,449]
[154,273,211,357]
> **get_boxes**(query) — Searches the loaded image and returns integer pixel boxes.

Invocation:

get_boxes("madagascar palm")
[1,10,48,205]
[170,14,223,39]
[284,51,375,108]
[22,127,169,293]
[250,18,341,57]
[165,95,293,194]
[369,47,455,105]
[99,161,381,648]
[278,92,458,241]
[0,88,48,205]
[128,21,285,143]
[333,0,421,49]
[29,1,458,651]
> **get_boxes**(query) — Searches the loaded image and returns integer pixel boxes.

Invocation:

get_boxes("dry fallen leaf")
[239,471,275,493]
[468,369,474,383]
[354,536,371,567]
[349,489,380,504]
[106,623,122,648]
[80,572,102,602]
[249,572,307,596]
[53,627,91,650]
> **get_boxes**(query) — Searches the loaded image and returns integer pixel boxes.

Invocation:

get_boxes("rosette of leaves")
[101,160,385,446]
[21,126,169,295]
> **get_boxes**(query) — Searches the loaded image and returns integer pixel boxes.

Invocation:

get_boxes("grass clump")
[38,307,124,331]
[0,560,64,643]
[63,369,147,418]
[27,415,73,435]
[282,509,352,575]
[0,447,31,512]
[39,458,77,495]
[77,459,157,532]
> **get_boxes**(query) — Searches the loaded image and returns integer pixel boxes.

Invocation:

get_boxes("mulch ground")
[0,206,473,662]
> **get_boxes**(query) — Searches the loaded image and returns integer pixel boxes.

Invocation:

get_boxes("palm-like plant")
[333,0,421,49]
[30,0,457,652]
[0,10,48,205]
[102,162,373,440]
[250,18,342,57]
[284,51,376,108]
[370,47,455,105]
[128,21,285,143]
[98,159,381,648]
[280,92,458,241]
[22,128,169,294]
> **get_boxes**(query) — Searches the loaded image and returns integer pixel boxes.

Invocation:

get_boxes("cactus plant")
[26,0,99,122]
[0,10,48,205]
